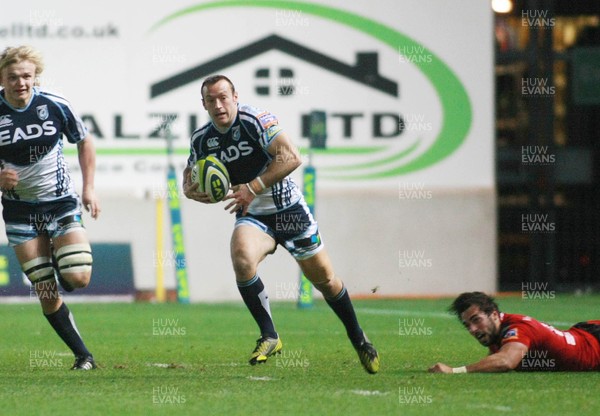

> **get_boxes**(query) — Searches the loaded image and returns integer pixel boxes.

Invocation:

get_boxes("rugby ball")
[191,156,230,203]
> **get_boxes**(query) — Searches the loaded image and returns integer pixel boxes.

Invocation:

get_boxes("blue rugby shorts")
[235,199,323,260]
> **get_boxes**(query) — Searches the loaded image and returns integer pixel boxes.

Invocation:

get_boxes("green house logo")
[150,0,472,180]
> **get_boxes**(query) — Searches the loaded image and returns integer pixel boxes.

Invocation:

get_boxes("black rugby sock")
[325,286,365,346]
[44,302,92,358]
[237,275,278,339]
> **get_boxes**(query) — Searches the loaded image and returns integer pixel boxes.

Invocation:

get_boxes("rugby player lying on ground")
[428,292,600,373]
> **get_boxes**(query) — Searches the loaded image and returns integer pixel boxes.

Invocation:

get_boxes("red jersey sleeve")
[491,314,600,371]
[499,314,535,348]
[488,313,535,354]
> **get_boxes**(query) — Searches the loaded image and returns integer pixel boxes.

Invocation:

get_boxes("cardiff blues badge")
[232,126,241,141]
[37,105,49,121]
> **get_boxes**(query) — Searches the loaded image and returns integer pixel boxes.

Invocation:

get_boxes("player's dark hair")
[449,292,500,318]
[201,74,235,99]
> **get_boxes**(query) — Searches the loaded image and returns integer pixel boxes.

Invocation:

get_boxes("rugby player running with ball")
[183,75,379,374]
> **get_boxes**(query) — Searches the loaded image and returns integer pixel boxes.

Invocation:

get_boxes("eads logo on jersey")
[0,121,57,146]
[217,141,253,163]
[147,0,472,181]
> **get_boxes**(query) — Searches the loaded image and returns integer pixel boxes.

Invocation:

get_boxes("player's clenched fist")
[428,363,453,373]
[0,168,18,190]
[182,168,212,203]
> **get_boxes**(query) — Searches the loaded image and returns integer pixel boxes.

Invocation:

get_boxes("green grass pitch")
[1,295,599,415]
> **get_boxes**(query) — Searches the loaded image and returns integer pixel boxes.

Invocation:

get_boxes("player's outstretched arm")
[428,342,527,373]
[77,136,101,219]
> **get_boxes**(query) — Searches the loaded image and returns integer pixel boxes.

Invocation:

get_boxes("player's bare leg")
[231,225,282,364]
[15,235,96,370]
[297,249,340,297]
[231,225,275,283]
[298,249,380,374]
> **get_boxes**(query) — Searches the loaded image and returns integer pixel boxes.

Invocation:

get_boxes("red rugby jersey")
[489,313,600,371]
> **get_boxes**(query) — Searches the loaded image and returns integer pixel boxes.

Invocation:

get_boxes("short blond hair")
[0,45,45,85]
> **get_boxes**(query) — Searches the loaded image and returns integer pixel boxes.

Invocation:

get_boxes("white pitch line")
[248,376,276,381]
[349,390,391,397]
[356,308,574,327]
[467,404,512,412]
[356,308,453,319]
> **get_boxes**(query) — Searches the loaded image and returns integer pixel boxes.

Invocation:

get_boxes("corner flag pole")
[298,164,315,308]
[298,110,327,309]
[157,114,190,304]
[155,195,166,303]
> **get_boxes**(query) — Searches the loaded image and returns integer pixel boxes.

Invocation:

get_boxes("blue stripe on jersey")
[40,90,87,143]
[187,123,211,165]
[271,181,278,210]
[55,141,67,197]
[272,181,284,211]
[238,109,265,134]
[238,107,282,149]
[281,179,292,208]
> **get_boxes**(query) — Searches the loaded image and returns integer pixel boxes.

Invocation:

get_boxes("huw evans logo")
[148,1,472,180]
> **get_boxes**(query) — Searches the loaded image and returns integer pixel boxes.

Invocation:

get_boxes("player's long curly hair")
[449,292,500,318]
[0,45,45,86]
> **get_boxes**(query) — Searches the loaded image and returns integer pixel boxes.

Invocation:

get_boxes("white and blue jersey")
[0,86,87,202]
[0,87,87,245]
[188,104,323,259]
[187,104,302,216]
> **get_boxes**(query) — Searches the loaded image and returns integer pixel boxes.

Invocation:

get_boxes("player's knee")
[232,256,257,280]
[55,243,93,288]
[231,246,259,279]
[313,279,334,296]
[64,272,91,288]
[311,274,342,298]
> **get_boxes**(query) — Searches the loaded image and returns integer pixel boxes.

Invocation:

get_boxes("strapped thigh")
[55,243,93,275]
[22,257,55,283]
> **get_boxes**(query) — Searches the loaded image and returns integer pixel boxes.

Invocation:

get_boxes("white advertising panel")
[1,0,493,193]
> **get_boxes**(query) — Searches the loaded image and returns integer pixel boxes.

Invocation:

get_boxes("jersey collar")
[211,103,239,134]
[0,86,39,112]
